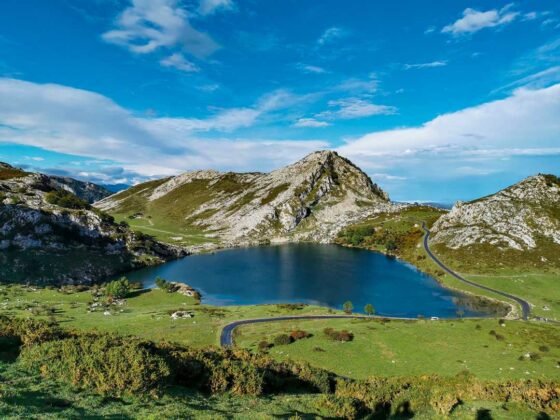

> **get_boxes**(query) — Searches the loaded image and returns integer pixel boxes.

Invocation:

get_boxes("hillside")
[429,174,560,272]
[0,163,184,284]
[96,151,393,247]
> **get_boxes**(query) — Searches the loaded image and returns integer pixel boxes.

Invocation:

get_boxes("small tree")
[343,301,354,314]
[364,303,375,316]
[105,277,130,299]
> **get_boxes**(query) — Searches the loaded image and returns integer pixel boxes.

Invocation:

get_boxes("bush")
[324,328,354,342]
[105,277,130,299]
[274,334,293,346]
[45,190,90,210]
[20,334,170,396]
[539,345,550,353]
[155,277,177,293]
[258,340,273,351]
[290,330,311,341]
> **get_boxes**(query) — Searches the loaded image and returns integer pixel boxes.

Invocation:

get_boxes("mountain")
[0,163,185,284]
[430,174,560,270]
[48,176,112,203]
[96,151,392,245]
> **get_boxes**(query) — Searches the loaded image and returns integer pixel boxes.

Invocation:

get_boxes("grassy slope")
[106,176,256,247]
[0,360,546,420]
[336,206,560,320]
[235,317,560,381]
[0,285,337,348]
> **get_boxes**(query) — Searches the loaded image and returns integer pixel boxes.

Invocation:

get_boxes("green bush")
[274,334,293,346]
[45,190,90,210]
[105,277,130,299]
[324,328,354,342]
[20,334,170,396]
[290,330,311,340]
[155,277,177,293]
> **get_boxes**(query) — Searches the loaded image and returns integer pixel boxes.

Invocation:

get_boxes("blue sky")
[0,0,559,202]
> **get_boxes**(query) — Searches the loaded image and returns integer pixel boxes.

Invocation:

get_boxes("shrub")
[290,330,311,341]
[155,277,177,293]
[20,334,170,396]
[316,395,365,419]
[324,328,354,342]
[258,340,273,351]
[539,345,550,353]
[274,334,293,346]
[105,277,130,299]
[45,190,90,210]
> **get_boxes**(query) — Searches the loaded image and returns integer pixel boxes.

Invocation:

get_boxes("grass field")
[235,317,560,381]
[0,284,336,348]
[2,284,560,383]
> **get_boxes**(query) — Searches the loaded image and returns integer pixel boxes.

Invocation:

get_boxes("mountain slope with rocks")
[96,151,394,246]
[430,174,560,271]
[0,163,185,284]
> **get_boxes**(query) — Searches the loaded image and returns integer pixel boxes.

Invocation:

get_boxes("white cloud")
[102,0,218,57]
[317,98,397,120]
[160,53,199,72]
[442,4,519,35]
[198,0,235,16]
[0,78,328,176]
[403,61,447,70]
[317,27,346,45]
[293,118,330,128]
[338,84,560,161]
[296,64,327,74]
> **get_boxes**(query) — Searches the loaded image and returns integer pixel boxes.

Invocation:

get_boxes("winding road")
[219,222,538,347]
[421,222,531,320]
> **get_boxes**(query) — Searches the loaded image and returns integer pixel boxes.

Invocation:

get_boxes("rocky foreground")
[0,163,185,284]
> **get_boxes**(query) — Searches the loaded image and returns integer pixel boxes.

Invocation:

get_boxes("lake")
[126,244,489,318]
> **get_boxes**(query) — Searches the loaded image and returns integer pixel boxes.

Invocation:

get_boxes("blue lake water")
[126,244,488,318]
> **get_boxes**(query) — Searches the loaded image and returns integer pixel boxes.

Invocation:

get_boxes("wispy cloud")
[296,64,327,74]
[317,26,346,45]
[0,78,328,176]
[160,53,199,72]
[293,118,330,128]
[102,0,219,57]
[403,61,448,70]
[317,98,397,120]
[197,0,235,16]
[442,4,519,35]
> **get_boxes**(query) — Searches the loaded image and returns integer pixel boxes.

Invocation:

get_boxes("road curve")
[421,222,531,320]
[221,315,373,347]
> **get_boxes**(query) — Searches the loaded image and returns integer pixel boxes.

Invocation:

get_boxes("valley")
[1,153,559,418]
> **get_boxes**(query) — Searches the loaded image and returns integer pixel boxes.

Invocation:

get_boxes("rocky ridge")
[0,164,185,284]
[430,174,560,251]
[96,151,395,245]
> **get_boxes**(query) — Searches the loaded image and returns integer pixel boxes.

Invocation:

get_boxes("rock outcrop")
[96,151,393,245]
[0,164,185,284]
[430,175,560,251]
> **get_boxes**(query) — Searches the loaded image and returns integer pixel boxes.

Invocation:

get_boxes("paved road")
[221,315,376,347]
[421,222,531,320]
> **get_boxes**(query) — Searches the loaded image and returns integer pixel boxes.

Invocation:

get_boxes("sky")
[0,0,559,202]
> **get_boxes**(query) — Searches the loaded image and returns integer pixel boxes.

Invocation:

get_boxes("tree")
[105,277,130,299]
[364,303,375,316]
[343,301,354,314]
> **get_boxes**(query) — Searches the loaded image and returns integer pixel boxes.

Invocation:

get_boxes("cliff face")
[96,151,393,245]
[0,163,185,284]
[430,175,560,251]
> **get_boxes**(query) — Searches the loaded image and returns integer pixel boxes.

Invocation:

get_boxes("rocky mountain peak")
[431,174,560,251]
[96,151,393,246]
